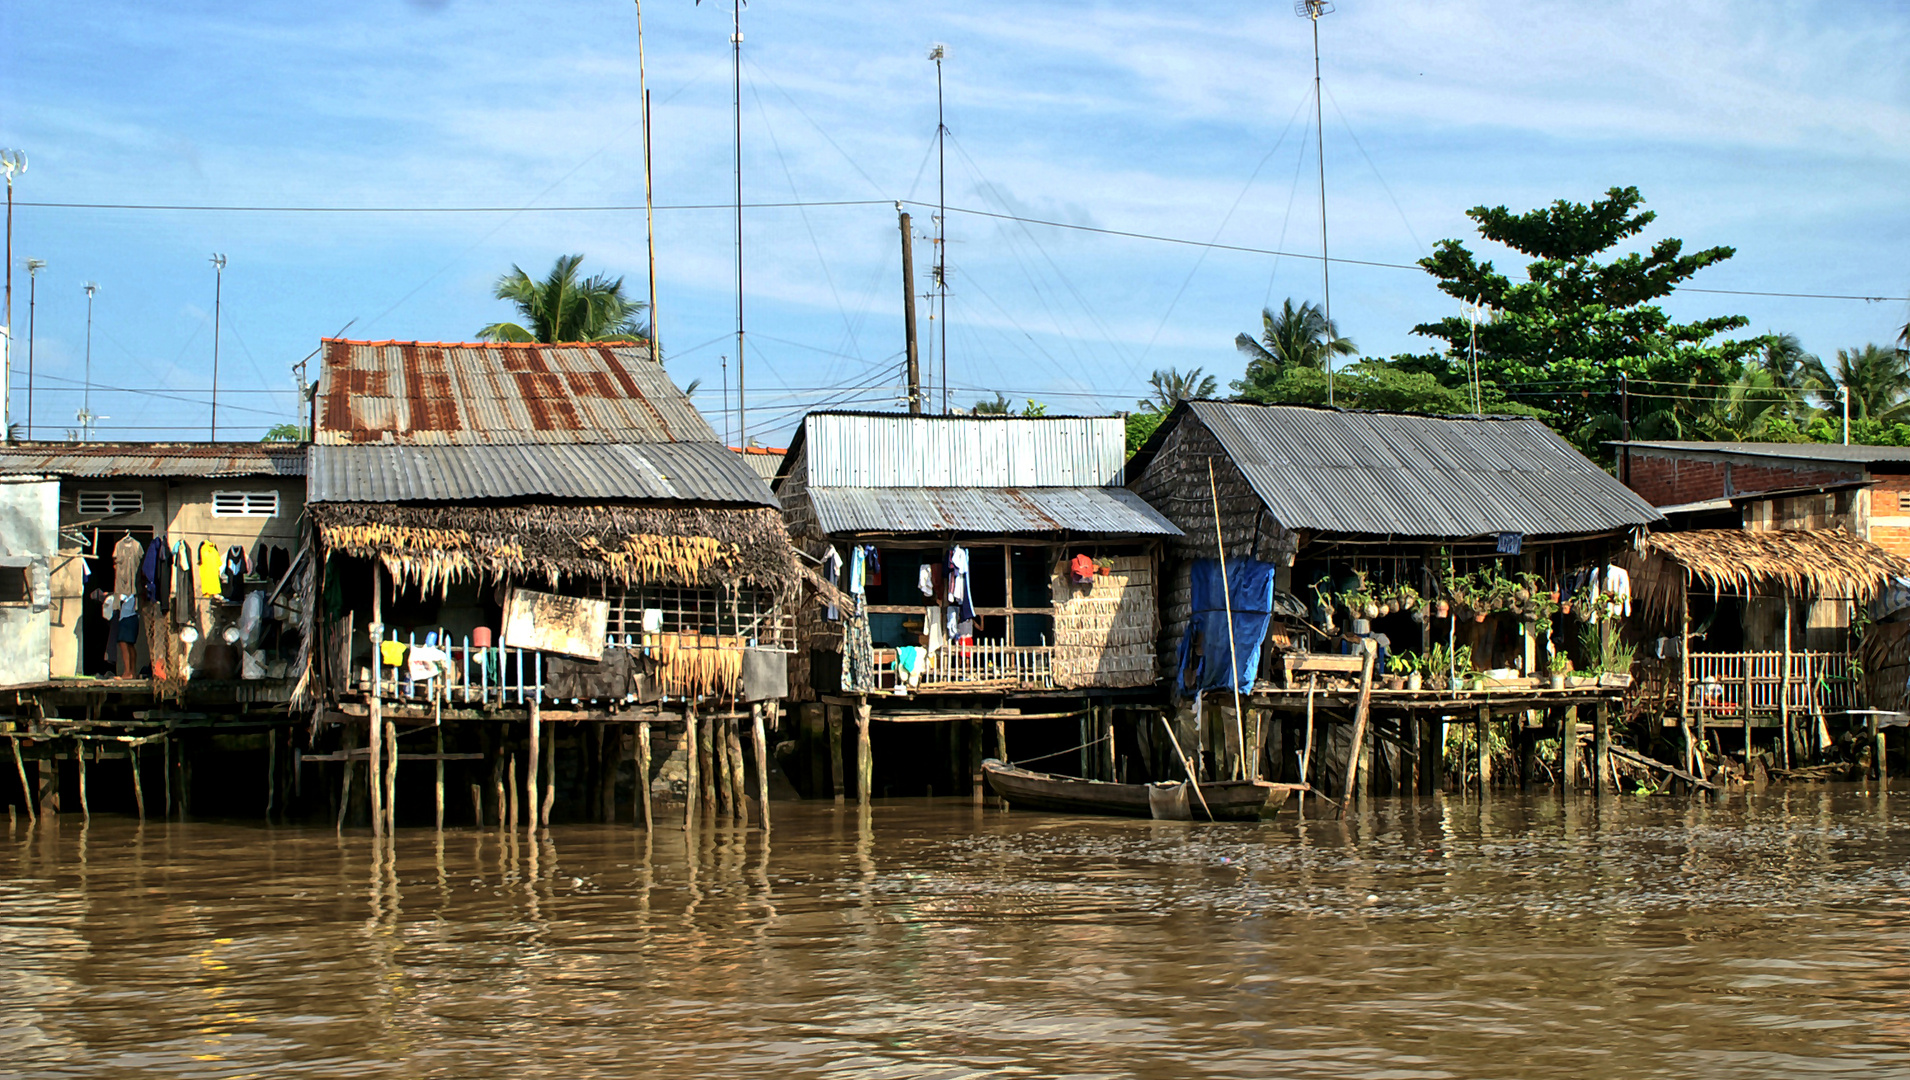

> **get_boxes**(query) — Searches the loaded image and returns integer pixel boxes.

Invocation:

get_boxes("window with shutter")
[76,491,143,516]
[211,490,279,518]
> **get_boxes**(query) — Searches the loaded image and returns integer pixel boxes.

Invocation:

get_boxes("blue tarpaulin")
[1176,558,1279,696]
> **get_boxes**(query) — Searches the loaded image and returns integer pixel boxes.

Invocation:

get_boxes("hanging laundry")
[821,545,843,620]
[141,536,172,605]
[197,541,223,599]
[918,563,936,597]
[1602,564,1633,617]
[841,595,875,692]
[1069,553,1096,585]
[378,638,408,669]
[269,545,291,582]
[849,545,867,596]
[862,545,882,586]
[894,646,924,687]
[112,534,143,596]
[220,546,247,602]
[172,539,194,627]
[924,604,947,654]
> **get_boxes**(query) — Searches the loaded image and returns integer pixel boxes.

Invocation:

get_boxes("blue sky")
[3,0,1906,446]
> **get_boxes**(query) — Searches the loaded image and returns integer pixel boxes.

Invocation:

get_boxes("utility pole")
[81,282,97,441]
[2,149,23,335]
[1297,3,1334,405]
[731,0,746,447]
[930,44,948,414]
[635,0,659,360]
[1617,370,1630,485]
[898,205,921,414]
[25,258,42,440]
[210,254,226,441]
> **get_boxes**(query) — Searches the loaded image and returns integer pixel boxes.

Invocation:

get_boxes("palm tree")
[1799,343,1910,422]
[1699,366,1795,440]
[1139,367,1218,414]
[1235,299,1356,376]
[478,254,651,345]
[972,393,1012,415]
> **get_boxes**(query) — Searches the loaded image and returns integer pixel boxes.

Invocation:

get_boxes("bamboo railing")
[1686,650,1856,719]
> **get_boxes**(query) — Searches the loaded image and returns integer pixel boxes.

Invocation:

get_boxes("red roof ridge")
[323,338,652,349]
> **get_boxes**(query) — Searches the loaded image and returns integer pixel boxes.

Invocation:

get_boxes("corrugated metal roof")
[309,442,776,506]
[0,443,306,478]
[1186,402,1662,539]
[1617,440,1910,465]
[809,486,1182,537]
[315,339,715,446]
[732,446,787,483]
[800,413,1128,487]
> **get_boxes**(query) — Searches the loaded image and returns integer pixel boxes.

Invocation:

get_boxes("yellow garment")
[196,541,223,598]
[378,639,408,668]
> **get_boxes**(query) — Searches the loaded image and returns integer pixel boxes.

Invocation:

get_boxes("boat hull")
[981,759,1303,821]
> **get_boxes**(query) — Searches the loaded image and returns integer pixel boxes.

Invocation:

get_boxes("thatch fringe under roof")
[1623,528,1910,629]
[310,502,800,593]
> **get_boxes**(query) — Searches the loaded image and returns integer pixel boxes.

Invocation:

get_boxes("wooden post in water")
[1780,593,1794,770]
[994,719,1007,768]
[541,720,557,828]
[1339,644,1376,813]
[752,703,771,832]
[1874,713,1887,783]
[75,742,89,821]
[826,705,845,803]
[712,712,732,818]
[1475,704,1491,792]
[336,723,356,833]
[1679,586,1697,778]
[131,742,145,821]
[855,697,873,804]
[434,727,446,831]
[1102,707,1118,782]
[526,698,541,832]
[637,720,654,831]
[505,753,519,829]
[384,718,399,831]
[699,705,719,817]
[684,703,700,831]
[266,729,276,821]
[370,567,384,838]
[469,781,483,827]
[9,736,33,824]
[1742,652,1754,766]
[970,719,985,802]
[1430,715,1446,793]
[1593,699,1612,798]
[490,726,506,827]
[728,712,748,823]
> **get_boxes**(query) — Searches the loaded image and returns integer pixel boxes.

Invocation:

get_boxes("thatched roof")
[1624,528,1910,627]
[311,502,799,593]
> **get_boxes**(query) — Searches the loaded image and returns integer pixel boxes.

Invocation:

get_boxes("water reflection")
[4,790,1910,1077]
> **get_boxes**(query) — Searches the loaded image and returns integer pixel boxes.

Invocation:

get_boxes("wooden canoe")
[981,759,1304,822]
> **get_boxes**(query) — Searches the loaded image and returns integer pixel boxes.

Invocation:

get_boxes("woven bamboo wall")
[1049,554,1158,688]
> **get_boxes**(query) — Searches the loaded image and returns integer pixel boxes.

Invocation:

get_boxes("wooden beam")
[1338,645,1376,813]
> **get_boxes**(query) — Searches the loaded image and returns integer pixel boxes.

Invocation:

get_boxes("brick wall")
[1626,450,1863,506]
[1870,470,1910,557]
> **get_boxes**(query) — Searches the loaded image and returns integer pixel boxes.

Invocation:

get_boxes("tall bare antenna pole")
[930,44,947,414]
[81,282,97,440]
[2,150,22,335]
[732,0,746,446]
[26,258,42,440]
[635,0,659,360]
[210,254,226,440]
[1297,1,1335,405]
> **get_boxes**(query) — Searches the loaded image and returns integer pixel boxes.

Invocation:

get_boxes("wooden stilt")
[490,726,506,827]
[727,712,748,823]
[1101,706,1117,781]
[1780,594,1794,770]
[76,742,90,821]
[1561,707,1580,790]
[163,734,171,818]
[1519,716,1537,789]
[1874,714,1887,783]
[598,723,616,824]
[1339,645,1376,812]
[10,736,34,824]
[266,730,277,820]
[336,724,356,833]
[994,719,1007,767]
[384,719,398,830]
[526,697,541,833]
[505,752,519,829]
[637,720,654,831]
[1475,704,1491,792]
[1407,706,1423,794]
[131,741,146,821]
[684,702,700,830]
[540,719,556,828]
[1593,700,1612,799]
[710,711,730,817]
[826,705,845,803]
[469,781,483,827]
[434,727,446,831]
[698,704,719,816]
[370,565,385,839]
[1430,716,1446,793]
[970,719,985,803]
[855,698,873,804]
[751,703,771,832]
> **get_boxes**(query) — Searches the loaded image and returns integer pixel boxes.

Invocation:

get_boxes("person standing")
[112,533,143,678]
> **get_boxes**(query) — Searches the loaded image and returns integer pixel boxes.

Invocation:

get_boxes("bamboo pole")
[385,718,399,831]
[75,742,89,821]
[1680,584,1697,779]
[727,710,747,824]
[1154,710,1213,820]
[370,564,384,838]
[1474,704,1491,792]
[505,752,519,829]
[131,742,145,821]
[526,696,541,834]
[266,729,276,820]
[1593,700,1611,799]
[685,702,700,831]
[336,724,356,833]
[826,705,845,803]
[1299,673,1317,816]
[1100,706,1117,782]
[541,719,556,828]
[1207,460,1249,779]
[1780,593,1793,770]
[855,697,873,804]
[751,703,771,832]
[970,719,985,802]
[491,727,506,827]
[434,727,446,831]
[469,781,483,827]
[637,720,654,831]
[10,736,33,824]
[1339,644,1376,813]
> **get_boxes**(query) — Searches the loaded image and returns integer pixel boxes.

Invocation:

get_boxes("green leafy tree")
[1233,299,1356,398]
[972,393,1012,415]
[1125,410,1164,453]
[261,423,302,443]
[1237,357,1523,416]
[1799,344,1910,423]
[1140,367,1218,414]
[1412,186,1756,458]
[478,254,651,345]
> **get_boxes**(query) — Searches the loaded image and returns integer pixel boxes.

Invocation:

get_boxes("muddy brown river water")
[4,789,1910,1079]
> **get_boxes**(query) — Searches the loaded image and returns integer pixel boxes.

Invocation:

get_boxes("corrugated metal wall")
[803,414,1127,488]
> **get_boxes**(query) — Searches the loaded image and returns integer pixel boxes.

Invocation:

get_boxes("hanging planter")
[1472,610,1488,623]
[1434,600,1450,618]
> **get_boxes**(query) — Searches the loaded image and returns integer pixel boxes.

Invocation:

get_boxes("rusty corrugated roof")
[310,443,775,506]
[0,442,306,478]
[314,339,714,446]
[808,486,1181,537]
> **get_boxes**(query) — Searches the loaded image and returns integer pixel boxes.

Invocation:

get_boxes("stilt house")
[773,411,1182,798]
[1128,402,1664,799]
[306,339,801,829]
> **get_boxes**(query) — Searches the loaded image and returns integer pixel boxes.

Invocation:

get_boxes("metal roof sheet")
[309,442,775,506]
[800,413,1128,487]
[315,339,715,446]
[1616,440,1910,465]
[0,443,307,479]
[808,486,1182,537]
[732,446,787,483]
[1184,402,1662,539]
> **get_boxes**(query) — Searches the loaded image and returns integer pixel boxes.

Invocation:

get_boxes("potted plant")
[1383,652,1412,690]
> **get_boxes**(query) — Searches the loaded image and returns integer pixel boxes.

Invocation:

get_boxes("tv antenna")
[1295,0,1335,404]
[81,281,97,440]
[930,43,948,413]
[210,254,226,441]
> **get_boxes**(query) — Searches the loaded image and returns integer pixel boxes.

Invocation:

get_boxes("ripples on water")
[4,789,1910,1079]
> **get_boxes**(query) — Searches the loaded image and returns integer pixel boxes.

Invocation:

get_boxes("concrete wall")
[49,476,305,678]
[0,479,59,686]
